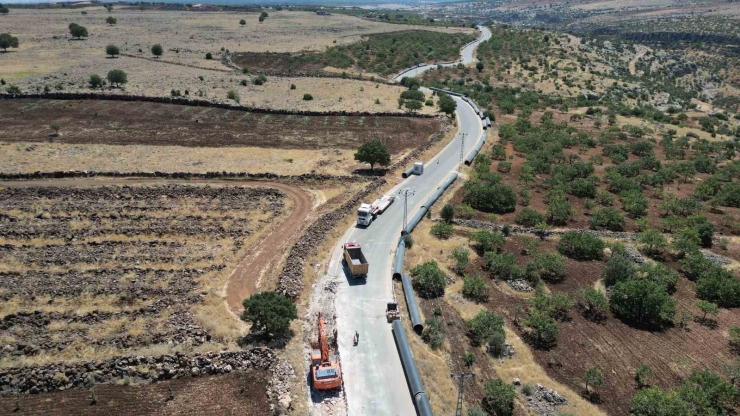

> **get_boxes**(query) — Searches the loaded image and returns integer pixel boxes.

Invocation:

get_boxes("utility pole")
[451,372,475,416]
[398,188,415,232]
[459,132,467,167]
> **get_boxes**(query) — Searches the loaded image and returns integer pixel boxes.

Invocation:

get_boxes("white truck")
[357,195,395,226]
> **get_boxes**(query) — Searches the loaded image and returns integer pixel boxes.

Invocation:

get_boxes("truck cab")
[357,203,373,226]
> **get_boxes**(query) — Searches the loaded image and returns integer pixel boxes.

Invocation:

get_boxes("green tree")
[404,99,422,111]
[151,44,163,57]
[534,252,566,282]
[354,140,390,171]
[546,194,573,225]
[476,61,484,72]
[584,366,604,397]
[462,275,489,303]
[410,261,446,298]
[239,18,246,26]
[451,246,470,275]
[106,69,127,87]
[0,5,9,14]
[579,287,609,321]
[0,33,19,52]
[631,387,690,416]
[105,44,119,58]
[470,230,505,254]
[602,253,636,286]
[557,231,604,261]
[430,222,452,239]
[637,229,667,257]
[482,378,516,416]
[523,308,558,348]
[515,207,545,227]
[695,300,719,321]
[105,16,117,25]
[463,181,517,214]
[519,163,536,185]
[437,92,456,115]
[241,291,297,339]
[589,207,626,231]
[636,363,654,388]
[69,24,88,39]
[88,73,104,89]
[610,279,675,328]
[440,203,454,223]
[421,317,445,349]
[467,310,504,346]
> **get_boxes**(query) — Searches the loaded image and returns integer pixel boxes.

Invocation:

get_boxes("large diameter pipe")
[403,172,458,234]
[392,320,433,416]
[464,130,488,166]
[402,166,415,179]
[393,238,405,280]
[401,273,424,333]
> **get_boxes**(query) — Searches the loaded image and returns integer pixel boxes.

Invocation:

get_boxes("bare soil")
[0,370,270,416]
[0,99,441,153]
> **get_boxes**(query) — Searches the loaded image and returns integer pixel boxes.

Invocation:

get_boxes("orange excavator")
[310,312,342,390]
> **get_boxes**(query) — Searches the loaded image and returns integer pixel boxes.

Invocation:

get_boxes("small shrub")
[421,317,445,349]
[488,331,507,357]
[290,84,296,90]
[303,93,313,101]
[470,230,505,253]
[227,89,240,103]
[635,364,654,388]
[484,251,517,280]
[440,203,454,223]
[88,74,104,89]
[521,383,535,396]
[403,234,413,249]
[498,161,512,173]
[205,52,213,60]
[463,351,475,367]
[579,287,609,321]
[430,222,452,239]
[515,207,545,227]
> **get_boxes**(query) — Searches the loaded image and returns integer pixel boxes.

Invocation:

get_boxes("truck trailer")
[356,195,395,226]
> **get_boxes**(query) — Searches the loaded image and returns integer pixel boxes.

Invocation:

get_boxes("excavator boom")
[311,312,342,390]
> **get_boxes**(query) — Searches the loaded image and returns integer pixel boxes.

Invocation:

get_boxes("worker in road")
[354,331,359,346]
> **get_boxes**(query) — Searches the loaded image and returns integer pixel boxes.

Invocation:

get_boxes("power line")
[451,372,475,416]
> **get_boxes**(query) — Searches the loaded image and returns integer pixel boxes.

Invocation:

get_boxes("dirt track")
[0,177,314,318]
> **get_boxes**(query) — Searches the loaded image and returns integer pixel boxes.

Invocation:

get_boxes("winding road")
[329,28,489,415]
[393,26,492,81]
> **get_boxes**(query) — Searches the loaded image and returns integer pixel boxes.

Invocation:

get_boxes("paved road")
[331,97,483,415]
[393,26,492,81]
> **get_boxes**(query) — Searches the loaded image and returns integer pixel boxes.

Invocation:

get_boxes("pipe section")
[393,238,405,280]
[464,130,488,166]
[402,172,458,235]
[402,166,415,179]
[392,320,433,416]
[401,273,424,333]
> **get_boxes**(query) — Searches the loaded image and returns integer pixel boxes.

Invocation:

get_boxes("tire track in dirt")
[0,177,313,316]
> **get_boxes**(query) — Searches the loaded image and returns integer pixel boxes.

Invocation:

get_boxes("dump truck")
[310,312,342,390]
[343,242,369,278]
[356,195,395,226]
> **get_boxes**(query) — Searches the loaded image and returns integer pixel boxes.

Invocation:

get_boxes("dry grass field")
[0,8,471,112]
[0,182,286,368]
[0,99,442,175]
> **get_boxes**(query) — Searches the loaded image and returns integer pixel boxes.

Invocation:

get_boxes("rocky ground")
[0,184,284,368]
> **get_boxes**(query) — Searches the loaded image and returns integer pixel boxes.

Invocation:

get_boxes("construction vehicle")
[386,302,400,322]
[310,312,342,390]
[343,242,369,278]
[356,195,395,226]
